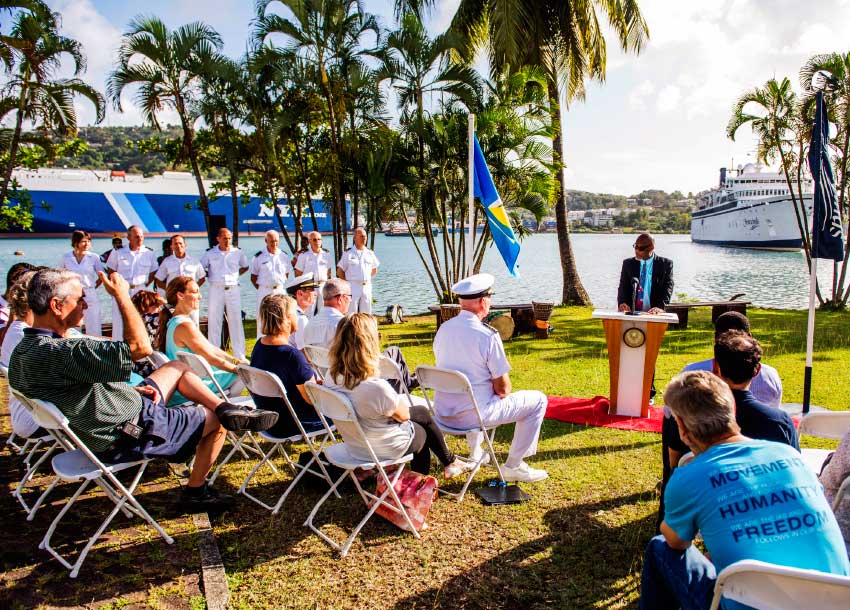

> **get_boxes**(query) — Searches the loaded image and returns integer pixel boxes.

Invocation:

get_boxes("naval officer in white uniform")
[106,225,158,341]
[294,231,332,315]
[155,234,206,326]
[336,227,379,314]
[201,227,249,359]
[284,273,317,350]
[432,273,549,483]
[250,230,292,337]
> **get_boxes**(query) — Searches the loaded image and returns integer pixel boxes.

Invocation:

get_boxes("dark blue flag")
[808,91,845,261]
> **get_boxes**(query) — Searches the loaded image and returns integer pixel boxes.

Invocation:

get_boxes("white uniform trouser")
[255,285,285,337]
[208,284,246,359]
[348,280,373,314]
[437,390,547,469]
[83,287,101,336]
[110,285,145,341]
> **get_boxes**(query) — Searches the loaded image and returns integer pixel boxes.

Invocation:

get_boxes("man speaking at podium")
[617,233,674,315]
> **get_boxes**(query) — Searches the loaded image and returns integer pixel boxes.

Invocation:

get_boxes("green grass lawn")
[1,307,847,609]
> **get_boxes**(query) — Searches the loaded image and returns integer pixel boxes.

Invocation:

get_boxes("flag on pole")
[472,135,520,277]
[809,90,845,261]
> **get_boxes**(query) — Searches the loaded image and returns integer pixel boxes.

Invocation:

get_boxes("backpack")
[385,304,405,324]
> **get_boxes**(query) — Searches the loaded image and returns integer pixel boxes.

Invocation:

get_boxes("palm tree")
[0,8,105,204]
[377,12,481,296]
[435,0,649,305]
[800,52,850,307]
[107,16,226,234]
[727,77,821,301]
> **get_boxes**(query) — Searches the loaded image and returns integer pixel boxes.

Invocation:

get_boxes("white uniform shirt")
[289,305,310,350]
[201,246,248,285]
[432,310,511,417]
[59,251,104,290]
[337,246,380,283]
[303,306,345,348]
[251,248,292,288]
[295,248,332,282]
[106,246,158,290]
[155,254,206,288]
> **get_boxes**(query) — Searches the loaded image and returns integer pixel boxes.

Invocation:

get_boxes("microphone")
[628,277,640,315]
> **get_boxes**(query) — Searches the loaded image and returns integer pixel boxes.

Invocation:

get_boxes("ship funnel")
[719,167,727,186]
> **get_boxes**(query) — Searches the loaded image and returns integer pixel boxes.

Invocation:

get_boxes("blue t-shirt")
[731,389,799,451]
[249,341,321,439]
[665,440,849,608]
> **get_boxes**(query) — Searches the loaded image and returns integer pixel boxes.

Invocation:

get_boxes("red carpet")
[545,395,664,433]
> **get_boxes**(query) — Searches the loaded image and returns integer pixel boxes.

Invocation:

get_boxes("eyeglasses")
[338,293,352,299]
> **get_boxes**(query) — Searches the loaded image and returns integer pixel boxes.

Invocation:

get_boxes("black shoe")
[215,402,279,432]
[180,483,236,513]
[407,375,420,391]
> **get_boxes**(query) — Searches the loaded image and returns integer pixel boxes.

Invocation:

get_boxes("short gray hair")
[663,370,740,445]
[27,269,82,315]
[323,277,350,302]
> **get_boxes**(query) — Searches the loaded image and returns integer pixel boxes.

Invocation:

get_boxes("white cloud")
[627,80,655,109]
[655,84,681,113]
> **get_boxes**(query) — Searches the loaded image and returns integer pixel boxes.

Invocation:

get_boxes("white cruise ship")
[691,163,814,250]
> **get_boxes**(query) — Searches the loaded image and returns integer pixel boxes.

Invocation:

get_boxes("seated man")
[8,269,278,511]
[641,370,849,610]
[285,272,317,351]
[659,312,785,528]
[432,273,548,483]
[304,277,416,391]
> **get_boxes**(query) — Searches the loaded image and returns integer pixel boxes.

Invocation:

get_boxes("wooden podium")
[591,310,678,417]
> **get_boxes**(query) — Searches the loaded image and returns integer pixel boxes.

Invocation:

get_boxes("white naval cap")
[285,272,317,294]
[451,273,495,299]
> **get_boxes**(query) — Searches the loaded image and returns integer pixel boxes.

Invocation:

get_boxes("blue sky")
[44,0,850,195]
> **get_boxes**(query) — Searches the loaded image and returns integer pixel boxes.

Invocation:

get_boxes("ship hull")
[691,195,812,252]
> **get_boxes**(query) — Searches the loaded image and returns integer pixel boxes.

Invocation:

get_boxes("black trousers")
[407,405,455,475]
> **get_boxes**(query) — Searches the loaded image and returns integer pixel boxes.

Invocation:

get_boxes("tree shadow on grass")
[392,491,656,610]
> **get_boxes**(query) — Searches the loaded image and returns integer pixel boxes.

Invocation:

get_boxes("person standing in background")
[336,227,379,314]
[201,227,248,360]
[155,234,205,326]
[59,230,104,335]
[294,231,332,315]
[250,230,291,337]
[106,225,158,341]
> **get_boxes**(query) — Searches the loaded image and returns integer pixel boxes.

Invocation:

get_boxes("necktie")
[636,261,647,311]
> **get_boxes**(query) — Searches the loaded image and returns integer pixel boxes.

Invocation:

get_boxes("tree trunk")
[549,81,591,305]
[179,113,211,235]
[0,78,29,204]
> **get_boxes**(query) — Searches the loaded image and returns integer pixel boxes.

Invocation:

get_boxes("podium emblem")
[623,327,646,348]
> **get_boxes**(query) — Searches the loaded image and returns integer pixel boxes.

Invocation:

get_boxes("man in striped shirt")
[8,269,278,511]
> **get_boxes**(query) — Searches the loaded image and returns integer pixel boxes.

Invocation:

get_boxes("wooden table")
[664,301,751,330]
[429,303,536,335]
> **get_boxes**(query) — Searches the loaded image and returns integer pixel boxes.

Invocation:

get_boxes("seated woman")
[820,431,850,551]
[0,271,41,438]
[249,293,324,438]
[155,276,242,404]
[326,313,471,479]
[131,290,165,378]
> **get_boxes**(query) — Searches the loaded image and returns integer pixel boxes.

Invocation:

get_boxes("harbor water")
[0,233,832,324]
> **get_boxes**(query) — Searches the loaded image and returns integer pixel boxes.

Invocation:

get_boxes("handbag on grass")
[374,470,437,532]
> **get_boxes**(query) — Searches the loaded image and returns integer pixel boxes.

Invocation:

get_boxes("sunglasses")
[633,243,651,251]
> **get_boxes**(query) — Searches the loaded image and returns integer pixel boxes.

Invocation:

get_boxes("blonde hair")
[329,313,380,389]
[259,293,296,337]
[664,370,740,445]
[7,271,35,318]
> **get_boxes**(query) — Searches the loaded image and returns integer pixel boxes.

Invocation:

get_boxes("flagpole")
[467,113,475,277]
[803,256,817,414]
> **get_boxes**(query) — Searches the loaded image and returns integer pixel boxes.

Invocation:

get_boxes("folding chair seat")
[303,381,421,556]
[235,365,338,513]
[415,365,503,502]
[14,392,173,578]
[303,345,330,380]
[175,351,263,484]
[709,559,850,610]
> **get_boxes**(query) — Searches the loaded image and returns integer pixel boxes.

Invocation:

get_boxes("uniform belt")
[261,284,282,290]
[130,283,145,290]
[211,283,238,290]
[355,280,370,286]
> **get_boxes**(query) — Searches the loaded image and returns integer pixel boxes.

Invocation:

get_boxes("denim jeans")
[639,535,717,610]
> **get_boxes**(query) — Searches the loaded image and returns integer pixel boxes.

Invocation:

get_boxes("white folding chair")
[677,451,695,468]
[303,345,330,380]
[235,365,338,513]
[415,365,503,502]
[1,363,30,455]
[303,381,421,556]
[148,350,170,369]
[798,410,850,512]
[709,559,850,610]
[175,351,263,484]
[15,393,173,577]
[379,355,426,409]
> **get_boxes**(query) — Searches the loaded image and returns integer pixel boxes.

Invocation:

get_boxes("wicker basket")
[439,304,462,323]
[532,301,554,322]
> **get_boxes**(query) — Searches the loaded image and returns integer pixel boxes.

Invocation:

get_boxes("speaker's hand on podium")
[618,303,631,313]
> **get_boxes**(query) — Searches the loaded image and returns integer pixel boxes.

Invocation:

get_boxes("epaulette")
[482,322,498,335]
[145,246,154,251]
[322,247,329,252]
[254,250,262,257]
[206,245,214,251]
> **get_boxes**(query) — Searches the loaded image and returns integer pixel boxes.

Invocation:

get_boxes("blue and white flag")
[473,135,520,277]
[809,90,845,261]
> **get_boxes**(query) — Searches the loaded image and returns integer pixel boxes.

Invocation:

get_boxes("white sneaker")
[500,462,549,483]
[470,452,491,466]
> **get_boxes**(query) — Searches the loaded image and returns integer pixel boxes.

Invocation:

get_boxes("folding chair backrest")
[237,364,287,398]
[175,351,227,398]
[677,451,695,467]
[305,382,356,423]
[0,363,8,378]
[149,351,170,369]
[798,411,850,440]
[304,345,331,377]
[12,390,66,431]
[416,365,474,396]
[710,559,850,610]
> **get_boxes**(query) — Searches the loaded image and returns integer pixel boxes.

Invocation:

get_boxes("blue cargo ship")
[5,168,347,237]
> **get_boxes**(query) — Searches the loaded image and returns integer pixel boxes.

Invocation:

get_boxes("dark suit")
[617,255,674,311]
